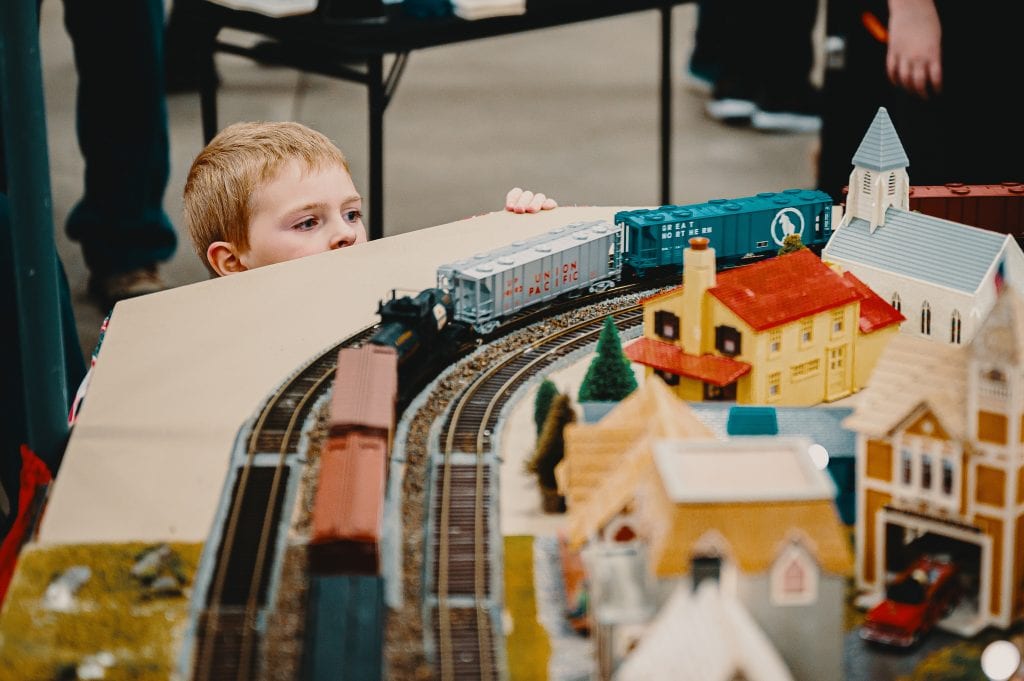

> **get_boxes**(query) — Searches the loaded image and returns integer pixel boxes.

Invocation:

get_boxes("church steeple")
[840,107,911,232]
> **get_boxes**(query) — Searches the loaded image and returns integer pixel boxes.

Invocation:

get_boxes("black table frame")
[192,0,691,239]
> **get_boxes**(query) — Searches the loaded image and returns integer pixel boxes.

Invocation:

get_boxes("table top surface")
[202,0,692,54]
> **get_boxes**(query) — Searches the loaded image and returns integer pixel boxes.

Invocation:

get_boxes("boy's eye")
[293,217,318,231]
[344,209,362,223]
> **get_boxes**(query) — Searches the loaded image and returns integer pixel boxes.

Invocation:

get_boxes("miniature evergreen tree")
[778,232,806,256]
[578,316,637,403]
[527,393,575,512]
[533,378,559,436]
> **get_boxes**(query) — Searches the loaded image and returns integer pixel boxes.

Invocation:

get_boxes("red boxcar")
[309,432,388,575]
[907,183,1024,238]
[329,344,398,437]
[309,344,399,575]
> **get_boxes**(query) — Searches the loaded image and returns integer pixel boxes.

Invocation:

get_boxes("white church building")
[822,107,1024,346]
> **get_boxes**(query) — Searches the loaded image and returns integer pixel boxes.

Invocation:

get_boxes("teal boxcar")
[616,188,833,277]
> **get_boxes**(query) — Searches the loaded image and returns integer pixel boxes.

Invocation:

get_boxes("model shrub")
[533,379,559,436]
[777,232,806,256]
[578,316,637,402]
[528,393,575,504]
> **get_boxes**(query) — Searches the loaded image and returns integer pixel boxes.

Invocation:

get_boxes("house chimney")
[682,237,716,355]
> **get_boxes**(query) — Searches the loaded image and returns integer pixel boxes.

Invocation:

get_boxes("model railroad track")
[429,305,644,681]
[190,328,377,681]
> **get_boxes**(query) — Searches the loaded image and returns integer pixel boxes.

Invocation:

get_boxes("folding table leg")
[659,3,673,206]
[368,54,385,241]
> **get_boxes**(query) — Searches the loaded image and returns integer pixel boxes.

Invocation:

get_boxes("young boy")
[183,120,557,277]
[69,121,556,423]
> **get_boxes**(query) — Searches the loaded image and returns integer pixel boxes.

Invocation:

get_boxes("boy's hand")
[886,0,942,99]
[505,187,558,214]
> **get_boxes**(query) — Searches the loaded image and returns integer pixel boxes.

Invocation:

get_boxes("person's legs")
[62,0,177,304]
[748,0,822,132]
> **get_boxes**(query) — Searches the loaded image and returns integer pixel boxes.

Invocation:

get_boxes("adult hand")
[886,0,943,98]
[505,187,558,214]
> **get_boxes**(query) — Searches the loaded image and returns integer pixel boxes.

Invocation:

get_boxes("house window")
[771,545,818,606]
[981,367,1009,400]
[790,359,820,381]
[654,310,680,341]
[888,174,897,195]
[692,556,721,591]
[655,369,680,386]
[715,325,742,357]
[942,459,954,495]
[769,329,782,355]
[891,292,902,312]
[921,454,933,490]
[831,309,845,337]
[950,310,961,344]
[901,449,912,485]
[800,319,814,346]
[767,372,781,400]
[862,171,873,194]
[921,301,932,335]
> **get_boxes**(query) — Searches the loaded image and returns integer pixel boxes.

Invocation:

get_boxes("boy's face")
[236,160,367,271]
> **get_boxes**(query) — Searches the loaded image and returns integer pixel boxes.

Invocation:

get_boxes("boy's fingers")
[542,197,558,211]
[506,187,523,210]
[515,190,535,213]
[526,192,548,213]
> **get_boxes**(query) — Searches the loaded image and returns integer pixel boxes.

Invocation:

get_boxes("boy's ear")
[207,241,248,277]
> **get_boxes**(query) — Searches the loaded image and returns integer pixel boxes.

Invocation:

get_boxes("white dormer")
[840,107,910,233]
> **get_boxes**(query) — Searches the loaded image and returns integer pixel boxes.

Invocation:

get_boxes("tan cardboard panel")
[40,207,626,544]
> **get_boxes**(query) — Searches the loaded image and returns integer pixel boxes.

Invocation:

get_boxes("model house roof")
[709,249,861,331]
[624,337,751,386]
[559,378,713,509]
[652,438,835,504]
[567,435,852,575]
[842,272,906,332]
[614,581,794,681]
[851,106,909,172]
[825,207,1012,294]
[971,285,1024,364]
[842,333,967,438]
[689,404,856,459]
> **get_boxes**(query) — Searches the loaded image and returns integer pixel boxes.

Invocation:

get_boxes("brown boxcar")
[309,344,399,575]
[309,432,388,575]
[329,344,398,438]
[907,183,1024,238]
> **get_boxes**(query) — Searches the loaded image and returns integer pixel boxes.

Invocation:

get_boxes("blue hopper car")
[616,188,833,277]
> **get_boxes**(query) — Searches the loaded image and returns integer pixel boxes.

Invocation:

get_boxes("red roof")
[625,337,751,386]
[708,250,860,331]
[842,272,906,332]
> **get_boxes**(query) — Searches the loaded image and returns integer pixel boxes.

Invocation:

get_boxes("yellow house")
[625,238,903,406]
[845,287,1024,635]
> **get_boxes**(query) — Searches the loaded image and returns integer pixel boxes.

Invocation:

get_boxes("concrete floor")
[37,1,824,360]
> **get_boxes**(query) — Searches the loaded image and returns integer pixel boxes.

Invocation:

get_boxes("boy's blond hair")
[183,121,350,273]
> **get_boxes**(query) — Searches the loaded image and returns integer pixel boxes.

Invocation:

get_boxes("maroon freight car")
[908,183,1024,238]
[309,432,388,574]
[328,344,399,438]
[309,344,399,575]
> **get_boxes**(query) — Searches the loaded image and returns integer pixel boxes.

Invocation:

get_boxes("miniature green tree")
[533,378,559,436]
[578,316,637,403]
[527,393,576,512]
[777,232,807,256]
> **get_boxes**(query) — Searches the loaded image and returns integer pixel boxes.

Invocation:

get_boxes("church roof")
[824,207,1012,294]
[851,107,910,171]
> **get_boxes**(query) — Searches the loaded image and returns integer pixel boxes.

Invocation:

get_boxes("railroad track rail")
[427,304,644,681]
